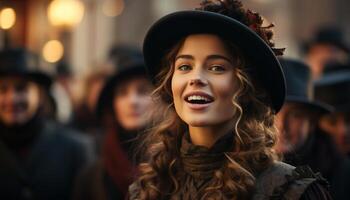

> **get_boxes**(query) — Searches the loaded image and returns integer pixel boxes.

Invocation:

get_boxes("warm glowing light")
[48,0,85,28]
[43,40,64,63]
[0,8,16,30]
[102,0,125,17]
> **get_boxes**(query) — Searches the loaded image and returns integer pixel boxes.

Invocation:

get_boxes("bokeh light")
[0,8,16,30]
[102,0,125,17]
[48,0,85,28]
[42,40,64,63]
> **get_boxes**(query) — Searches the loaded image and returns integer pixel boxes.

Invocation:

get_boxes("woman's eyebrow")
[206,55,233,64]
[175,55,193,61]
[175,54,233,63]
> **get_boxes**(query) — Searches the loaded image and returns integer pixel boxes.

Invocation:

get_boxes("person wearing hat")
[71,45,142,136]
[128,0,332,199]
[314,62,350,157]
[73,59,154,200]
[0,48,93,200]
[275,58,332,153]
[302,26,349,80]
[276,58,350,200]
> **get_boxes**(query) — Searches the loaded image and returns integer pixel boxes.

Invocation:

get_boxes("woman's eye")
[178,65,192,71]
[209,65,225,72]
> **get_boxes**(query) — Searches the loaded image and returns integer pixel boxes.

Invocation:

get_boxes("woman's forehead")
[176,34,234,59]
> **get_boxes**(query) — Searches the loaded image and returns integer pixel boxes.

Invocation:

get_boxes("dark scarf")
[177,132,234,199]
[102,125,140,199]
[0,113,43,153]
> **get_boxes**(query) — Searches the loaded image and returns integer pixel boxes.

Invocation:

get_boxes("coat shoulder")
[253,161,327,200]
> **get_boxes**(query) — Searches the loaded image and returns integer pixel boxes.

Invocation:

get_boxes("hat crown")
[0,48,40,74]
[315,27,345,44]
[279,59,311,100]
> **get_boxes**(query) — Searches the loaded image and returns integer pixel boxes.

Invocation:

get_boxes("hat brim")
[302,41,350,54]
[314,71,350,86]
[95,65,147,118]
[0,71,52,89]
[333,104,350,113]
[286,96,333,114]
[143,10,285,112]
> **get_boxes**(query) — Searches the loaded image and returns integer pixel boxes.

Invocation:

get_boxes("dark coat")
[0,120,94,200]
[73,160,125,200]
[128,133,332,200]
[283,128,350,200]
[73,126,139,200]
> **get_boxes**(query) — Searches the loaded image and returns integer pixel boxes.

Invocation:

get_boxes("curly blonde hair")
[132,1,282,199]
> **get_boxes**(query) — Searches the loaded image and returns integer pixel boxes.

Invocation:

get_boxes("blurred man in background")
[314,62,350,157]
[302,26,349,80]
[0,48,93,200]
[276,58,350,200]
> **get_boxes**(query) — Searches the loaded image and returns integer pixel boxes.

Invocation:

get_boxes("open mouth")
[185,93,214,104]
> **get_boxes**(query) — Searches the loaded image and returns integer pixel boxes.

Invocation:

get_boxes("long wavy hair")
[133,1,283,199]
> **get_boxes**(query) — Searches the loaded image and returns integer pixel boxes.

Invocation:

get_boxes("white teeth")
[187,95,210,102]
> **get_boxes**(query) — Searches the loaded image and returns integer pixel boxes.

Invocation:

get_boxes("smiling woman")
[128,0,332,200]
[171,34,240,147]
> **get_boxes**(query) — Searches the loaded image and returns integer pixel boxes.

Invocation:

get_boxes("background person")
[0,48,94,200]
[276,58,350,200]
[73,59,154,200]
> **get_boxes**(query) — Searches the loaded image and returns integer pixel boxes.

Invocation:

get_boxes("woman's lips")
[185,101,212,110]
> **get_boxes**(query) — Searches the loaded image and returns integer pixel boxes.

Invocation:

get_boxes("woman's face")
[319,112,350,154]
[275,102,312,153]
[0,76,41,126]
[113,76,153,131]
[171,34,238,127]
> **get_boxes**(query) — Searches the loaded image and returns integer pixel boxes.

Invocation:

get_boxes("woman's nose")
[189,79,204,86]
[188,68,207,86]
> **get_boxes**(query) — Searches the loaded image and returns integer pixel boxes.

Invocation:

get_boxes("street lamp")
[46,0,85,73]
[0,7,16,48]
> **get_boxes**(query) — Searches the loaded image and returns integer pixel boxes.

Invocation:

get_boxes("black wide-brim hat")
[96,60,147,118]
[0,48,52,88]
[143,10,286,112]
[278,58,332,114]
[302,27,349,54]
[285,96,333,114]
[0,72,52,88]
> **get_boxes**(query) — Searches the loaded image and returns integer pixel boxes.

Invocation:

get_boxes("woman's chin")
[184,117,217,127]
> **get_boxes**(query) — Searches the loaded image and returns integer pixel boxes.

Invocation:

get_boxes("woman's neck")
[188,119,234,148]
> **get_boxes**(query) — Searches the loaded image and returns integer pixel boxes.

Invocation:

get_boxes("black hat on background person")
[0,48,52,89]
[279,58,332,113]
[108,45,143,69]
[143,10,286,112]
[323,60,350,74]
[302,26,350,54]
[96,59,147,118]
[314,62,350,112]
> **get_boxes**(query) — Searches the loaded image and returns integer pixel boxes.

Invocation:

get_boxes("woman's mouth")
[184,92,214,110]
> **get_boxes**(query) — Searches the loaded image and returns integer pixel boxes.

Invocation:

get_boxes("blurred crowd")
[0,25,350,200]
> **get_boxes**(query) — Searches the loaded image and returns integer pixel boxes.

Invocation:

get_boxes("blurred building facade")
[0,0,349,78]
